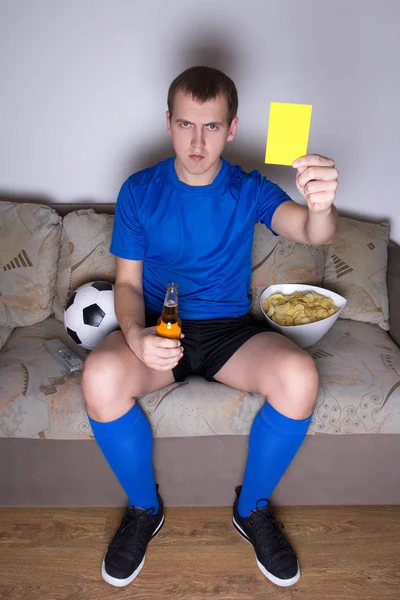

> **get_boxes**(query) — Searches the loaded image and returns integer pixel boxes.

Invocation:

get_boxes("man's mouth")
[189,155,204,161]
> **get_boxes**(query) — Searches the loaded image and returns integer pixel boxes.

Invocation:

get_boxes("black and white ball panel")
[83,304,105,327]
[66,327,82,345]
[64,281,118,350]
[90,281,113,292]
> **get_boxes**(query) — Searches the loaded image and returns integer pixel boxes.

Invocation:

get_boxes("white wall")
[1,0,399,241]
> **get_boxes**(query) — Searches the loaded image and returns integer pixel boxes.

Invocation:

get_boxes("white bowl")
[260,284,347,348]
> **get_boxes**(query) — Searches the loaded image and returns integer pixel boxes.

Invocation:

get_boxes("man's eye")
[207,124,218,131]
[181,122,191,128]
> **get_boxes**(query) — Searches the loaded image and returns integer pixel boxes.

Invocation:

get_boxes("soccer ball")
[64,281,119,350]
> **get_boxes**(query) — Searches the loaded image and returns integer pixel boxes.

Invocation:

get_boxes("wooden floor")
[0,506,399,599]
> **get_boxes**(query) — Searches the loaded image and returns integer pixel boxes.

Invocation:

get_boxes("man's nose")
[191,127,205,148]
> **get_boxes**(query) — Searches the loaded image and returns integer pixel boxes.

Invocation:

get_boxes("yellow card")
[265,102,312,166]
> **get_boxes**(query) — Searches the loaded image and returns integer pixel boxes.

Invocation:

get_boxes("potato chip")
[262,290,339,327]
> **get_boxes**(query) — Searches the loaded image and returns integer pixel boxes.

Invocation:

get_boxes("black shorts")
[146,313,273,383]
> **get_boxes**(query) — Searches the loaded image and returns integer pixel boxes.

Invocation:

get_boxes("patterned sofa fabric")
[323,217,390,330]
[53,209,116,321]
[1,316,399,439]
[0,202,61,327]
[249,223,328,320]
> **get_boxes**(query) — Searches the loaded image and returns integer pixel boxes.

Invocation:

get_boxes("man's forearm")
[114,282,146,341]
[305,206,338,245]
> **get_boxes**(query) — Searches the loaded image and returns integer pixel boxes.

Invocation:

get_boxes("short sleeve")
[255,174,292,236]
[110,178,144,260]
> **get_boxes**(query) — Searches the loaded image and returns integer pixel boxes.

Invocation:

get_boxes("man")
[81,66,339,589]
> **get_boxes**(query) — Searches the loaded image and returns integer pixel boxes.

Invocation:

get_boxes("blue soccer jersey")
[110,156,291,319]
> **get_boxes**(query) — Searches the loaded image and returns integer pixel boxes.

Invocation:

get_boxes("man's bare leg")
[213,330,319,418]
[81,329,175,422]
[81,330,177,587]
[213,331,319,588]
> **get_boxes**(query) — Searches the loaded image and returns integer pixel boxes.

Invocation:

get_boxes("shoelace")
[249,499,291,555]
[111,506,156,557]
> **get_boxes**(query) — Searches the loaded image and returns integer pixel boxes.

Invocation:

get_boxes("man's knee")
[279,351,319,393]
[81,351,134,412]
[261,350,319,408]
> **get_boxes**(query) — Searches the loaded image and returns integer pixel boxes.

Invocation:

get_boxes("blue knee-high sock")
[88,403,160,512]
[238,401,312,518]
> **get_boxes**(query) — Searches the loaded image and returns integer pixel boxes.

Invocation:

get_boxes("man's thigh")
[213,331,313,396]
[85,329,175,397]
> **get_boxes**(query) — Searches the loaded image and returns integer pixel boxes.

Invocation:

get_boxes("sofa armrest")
[387,242,400,348]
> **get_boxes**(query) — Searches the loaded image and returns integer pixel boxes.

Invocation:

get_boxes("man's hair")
[167,66,238,126]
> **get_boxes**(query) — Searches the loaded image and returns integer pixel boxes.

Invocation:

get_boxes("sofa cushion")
[0,317,89,439]
[53,209,116,321]
[323,217,390,330]
[249,223,328,319]
[1,317,399,439]
[306,319,400,434]
[0,202,61,327]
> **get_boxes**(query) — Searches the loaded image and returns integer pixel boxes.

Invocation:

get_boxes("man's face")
[166,90,238,184]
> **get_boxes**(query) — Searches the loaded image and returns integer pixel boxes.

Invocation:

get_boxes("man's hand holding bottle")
[127,282,184,372]
[126,325,184,371]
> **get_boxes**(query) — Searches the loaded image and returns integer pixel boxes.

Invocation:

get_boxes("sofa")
[1,199,400,507]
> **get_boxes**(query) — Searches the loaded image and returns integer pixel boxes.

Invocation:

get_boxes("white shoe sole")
[233,516,301,588]
[101,514,165,587]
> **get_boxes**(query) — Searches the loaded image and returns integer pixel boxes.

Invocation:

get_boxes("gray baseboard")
[1,434,399,507]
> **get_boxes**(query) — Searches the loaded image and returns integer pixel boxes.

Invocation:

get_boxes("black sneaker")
[232,486,300,587]
[101,485,165,587]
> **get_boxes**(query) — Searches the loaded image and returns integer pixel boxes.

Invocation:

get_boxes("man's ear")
[166,111,172,135]
[227,116,239,142]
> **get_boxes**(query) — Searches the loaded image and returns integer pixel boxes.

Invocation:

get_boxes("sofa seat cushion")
[0,318,399,439]
[306,319,400,433]
[0,317,89,439]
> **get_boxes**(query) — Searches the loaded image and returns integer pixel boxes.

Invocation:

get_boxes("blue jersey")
[110,156,291,319]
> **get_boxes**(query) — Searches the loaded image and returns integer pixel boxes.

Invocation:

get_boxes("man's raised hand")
[292,154,339,213]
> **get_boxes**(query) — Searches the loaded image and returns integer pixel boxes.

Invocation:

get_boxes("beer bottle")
[156,282,182,339]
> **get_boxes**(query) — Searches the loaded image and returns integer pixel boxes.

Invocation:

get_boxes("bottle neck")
[164,283,179,307]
